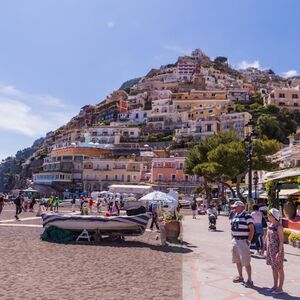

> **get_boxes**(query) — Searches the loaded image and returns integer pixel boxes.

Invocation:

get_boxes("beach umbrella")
[139,191,176,203]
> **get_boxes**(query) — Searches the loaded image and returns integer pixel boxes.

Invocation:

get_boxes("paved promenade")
[182,214,300,300]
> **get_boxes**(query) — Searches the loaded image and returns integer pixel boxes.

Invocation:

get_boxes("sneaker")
[244,280,254,288]
[233,276,244,283]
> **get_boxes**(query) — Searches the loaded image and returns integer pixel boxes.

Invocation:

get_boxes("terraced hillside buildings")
[3,48,296,194]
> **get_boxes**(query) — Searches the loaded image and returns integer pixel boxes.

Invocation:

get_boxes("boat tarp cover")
[41,226,75,243]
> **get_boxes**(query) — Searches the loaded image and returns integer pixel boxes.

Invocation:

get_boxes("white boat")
[41,212,150,236]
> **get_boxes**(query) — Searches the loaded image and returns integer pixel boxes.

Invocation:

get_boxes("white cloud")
[0,82,75,137]
[281,70,298,78]
[163,44,192,55]
[0,82,66,108]
[237,60,261,70]
[107,21,115,28]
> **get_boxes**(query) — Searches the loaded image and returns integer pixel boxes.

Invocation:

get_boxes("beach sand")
[0,209,182,300]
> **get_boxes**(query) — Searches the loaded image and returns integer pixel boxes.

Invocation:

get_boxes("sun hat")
[231,200,245,208]
[269,208,281,221]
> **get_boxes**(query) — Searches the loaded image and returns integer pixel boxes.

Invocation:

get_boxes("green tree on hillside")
[184,132,280,204]
[235,104,298,143]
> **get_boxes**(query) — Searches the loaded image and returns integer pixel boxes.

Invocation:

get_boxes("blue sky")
[0,0,299,160]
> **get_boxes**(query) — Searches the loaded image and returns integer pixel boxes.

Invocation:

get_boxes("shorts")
[232,238,251,267]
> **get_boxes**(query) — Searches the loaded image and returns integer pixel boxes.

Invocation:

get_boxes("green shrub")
[288,232,300,244]
[284,229,292,237]
[164,212,184,221]
[283,229,292,243]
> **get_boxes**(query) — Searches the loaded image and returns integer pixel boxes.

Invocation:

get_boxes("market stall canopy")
[260,189,299,199]
[263,168,300,182]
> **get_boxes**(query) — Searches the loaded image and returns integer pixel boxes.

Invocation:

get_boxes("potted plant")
[163,211,183,240]
[288,232,300,248]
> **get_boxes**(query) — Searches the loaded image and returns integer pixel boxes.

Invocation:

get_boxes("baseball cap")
[269,208,281,221]
[231,201,245,208]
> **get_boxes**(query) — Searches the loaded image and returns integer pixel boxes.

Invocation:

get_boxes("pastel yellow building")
[187,105,224,120]
[172,90,233,113]
[82,158,144,192]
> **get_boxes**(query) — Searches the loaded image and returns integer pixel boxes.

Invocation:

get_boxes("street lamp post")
[246,136,253,201]
[253,171,258,202]
[244,120,257,204]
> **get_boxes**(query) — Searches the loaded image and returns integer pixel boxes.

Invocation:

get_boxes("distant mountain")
[0,137,45,192]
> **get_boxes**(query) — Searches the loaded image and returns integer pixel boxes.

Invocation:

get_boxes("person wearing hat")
[266,208,285,295]
[230,200,255,288]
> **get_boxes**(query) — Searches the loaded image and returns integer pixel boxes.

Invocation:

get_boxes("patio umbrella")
[139,191,176,203]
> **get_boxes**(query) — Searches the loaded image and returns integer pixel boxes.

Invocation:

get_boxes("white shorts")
[232,238,251,267]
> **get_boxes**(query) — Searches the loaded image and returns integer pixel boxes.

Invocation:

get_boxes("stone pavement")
[182,214,300,300]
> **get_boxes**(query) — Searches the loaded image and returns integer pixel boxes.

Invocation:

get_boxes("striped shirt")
[231,210,253,239]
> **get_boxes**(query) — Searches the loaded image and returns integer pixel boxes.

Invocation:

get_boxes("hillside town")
[1,48,299,197]
[1,2,300,298]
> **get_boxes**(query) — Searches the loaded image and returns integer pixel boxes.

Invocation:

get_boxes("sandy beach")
[0,209,183,300]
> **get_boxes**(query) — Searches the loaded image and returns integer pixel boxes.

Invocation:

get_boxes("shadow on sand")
[251,286,299,300]
[42,238,193,254]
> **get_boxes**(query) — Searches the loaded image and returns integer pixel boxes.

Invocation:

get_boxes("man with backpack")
[149,201,160,231]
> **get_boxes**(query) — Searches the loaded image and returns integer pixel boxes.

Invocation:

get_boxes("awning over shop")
[260,189,299,199]
[263,168,300,182]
